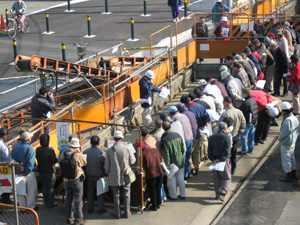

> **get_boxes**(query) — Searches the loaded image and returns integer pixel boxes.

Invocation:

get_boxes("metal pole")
[184,0,187,17]
[131,17,134,40]
[11,165,19,225]
[71,105,75,133]
[144,0,147,16]
[105,0,108,13]
[67,0,71,11]
[13,38,17,60]
[168,48,173,100]
[87,14,91,36]
[61,42,66,61]
[46,12,49,33]
[113,80,117,131]
[5,9,9,27]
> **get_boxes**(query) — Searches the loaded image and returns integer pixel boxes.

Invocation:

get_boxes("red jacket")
[251,90,273,113]
[288,62,300,93]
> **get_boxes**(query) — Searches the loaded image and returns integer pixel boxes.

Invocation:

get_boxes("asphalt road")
[216,134,300,225]
[0,0,213,78]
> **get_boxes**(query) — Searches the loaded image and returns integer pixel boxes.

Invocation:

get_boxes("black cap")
[0,128,8,137]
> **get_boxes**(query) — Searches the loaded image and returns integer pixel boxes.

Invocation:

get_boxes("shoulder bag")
[289,79,300,95]
[112,147,136,184]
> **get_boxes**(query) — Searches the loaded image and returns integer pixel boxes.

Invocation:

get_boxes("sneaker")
[237,151,248,155]
[176,17,180,21]
[248,151,254,154]
[260,140,266,144]
[281,93,288,97]
[272,93,280,97]
[173,19,177,23]
[218,194,225,202]
[167,196,177,200]
[179,196,185,200]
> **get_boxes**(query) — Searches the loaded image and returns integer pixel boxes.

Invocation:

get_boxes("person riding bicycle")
[10,0,27,33]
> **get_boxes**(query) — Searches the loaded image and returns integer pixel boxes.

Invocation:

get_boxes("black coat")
[168,0,182,6]
[276,47,289,74]
[239,96,258,124]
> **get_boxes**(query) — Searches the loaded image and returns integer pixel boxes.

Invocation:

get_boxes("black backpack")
[60,152,78,179]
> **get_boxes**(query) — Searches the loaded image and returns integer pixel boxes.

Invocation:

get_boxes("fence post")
[67,0,71,11]
[5,9,9,27]
[131,17,134,40]
[11,165,19,225]
[168,47,173,100]
[61,42,66,61]
[87,15,91,36]
[184,0,187,17]
[105,0,108,13]
[144,0,147,15]
[13,38,17,60]
[46,12,49,33]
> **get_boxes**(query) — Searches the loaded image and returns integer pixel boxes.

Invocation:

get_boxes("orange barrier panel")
[76,103,106,125]
[152,59,170,85]
[196,39,249,59]
[177,41,196,72]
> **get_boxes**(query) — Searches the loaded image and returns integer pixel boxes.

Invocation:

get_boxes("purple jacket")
[178,106,200,139]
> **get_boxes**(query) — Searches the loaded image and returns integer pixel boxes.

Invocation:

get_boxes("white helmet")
[145,70,155,79]
[268,107,279,117]
[280,102,292,111]
[220,71,231,80]
[198,79,207,87]
[221,17,228,22]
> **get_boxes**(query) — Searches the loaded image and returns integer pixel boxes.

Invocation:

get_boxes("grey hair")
[218,122,227,130]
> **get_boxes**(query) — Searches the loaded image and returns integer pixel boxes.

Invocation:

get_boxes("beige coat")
[284,29,294,53]
[104,142,136,186]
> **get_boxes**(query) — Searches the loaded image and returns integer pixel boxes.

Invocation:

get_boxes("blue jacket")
[0,139,12,162]
[186,102,210,128]
[139,76,161,108]
[12,141,37,176]
[168,0,182,6]
[212,5,230,23]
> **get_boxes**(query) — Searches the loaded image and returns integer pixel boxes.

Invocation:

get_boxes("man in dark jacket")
[270,42,289,97]
[85,136,106,215]
[139,70,161,126]
[236,54,256,86]
[30,86,55,122]
[238,88,258,154]
[168,0,182,22]
[160,121,185,200]
[208,122,231,202]
[252,38,267,69]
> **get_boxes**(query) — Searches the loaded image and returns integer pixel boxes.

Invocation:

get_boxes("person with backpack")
[12,131,38,210]
[59,138,87,225]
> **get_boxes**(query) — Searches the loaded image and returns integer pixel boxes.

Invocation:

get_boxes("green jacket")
[160,130,184,169]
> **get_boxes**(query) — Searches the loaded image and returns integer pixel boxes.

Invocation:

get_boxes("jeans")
[231,135,239,175]
[65,178,84,222]
[241,123,255,153]
[40,173,56,207]
[184,140,193,178]
[146,175,162,209]
[87,176,105,211]
[171,5,180,19]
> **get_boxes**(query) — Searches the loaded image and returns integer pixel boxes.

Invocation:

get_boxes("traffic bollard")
[184,0,187,17]
[45,12,49,33]
[87,15,91,36]
[13,38,17,60]
[105,0,108,13]
[61,42,66,61]
[131,17,134,40]
[67,0,71,11]
[5,9,9,27]
[144,0,147,16]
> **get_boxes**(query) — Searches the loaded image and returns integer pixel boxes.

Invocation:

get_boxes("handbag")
[14,145,30,175]
[289,80,300,95]
[112,147,136,184]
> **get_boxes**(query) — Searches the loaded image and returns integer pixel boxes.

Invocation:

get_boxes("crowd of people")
[1,14,300,225]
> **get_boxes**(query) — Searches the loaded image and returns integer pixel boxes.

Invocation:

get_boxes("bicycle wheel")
[23,17,30,33]
[7,21,17,39]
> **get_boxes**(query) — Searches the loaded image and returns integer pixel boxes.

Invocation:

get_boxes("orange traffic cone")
[1,14,7,31]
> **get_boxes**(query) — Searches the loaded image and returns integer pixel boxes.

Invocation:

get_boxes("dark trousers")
[40,173,56,207]
[231,134,239,175]
[87,176,105,211]
[111,184,131,217]
[255,109,272,143]
[65,178,83,222]
[146,175,162,209]
[274,71,288,95]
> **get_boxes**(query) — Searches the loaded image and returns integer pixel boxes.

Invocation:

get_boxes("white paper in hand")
[15,175,26,196]
[158,87,170,99]
[209,161,226,171]
[256,80,266,89]
[97,178,109,196]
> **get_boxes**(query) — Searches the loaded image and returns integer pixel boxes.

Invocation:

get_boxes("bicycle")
[7,13,30,39]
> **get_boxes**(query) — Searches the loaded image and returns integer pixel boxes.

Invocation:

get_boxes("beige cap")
[20,132,33,141]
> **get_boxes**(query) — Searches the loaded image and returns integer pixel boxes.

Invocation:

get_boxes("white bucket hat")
[69,138,81,148]
[221,17,228,22]
[113,130,124,139]
[198,79,207,87]
[220,71,231,80]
